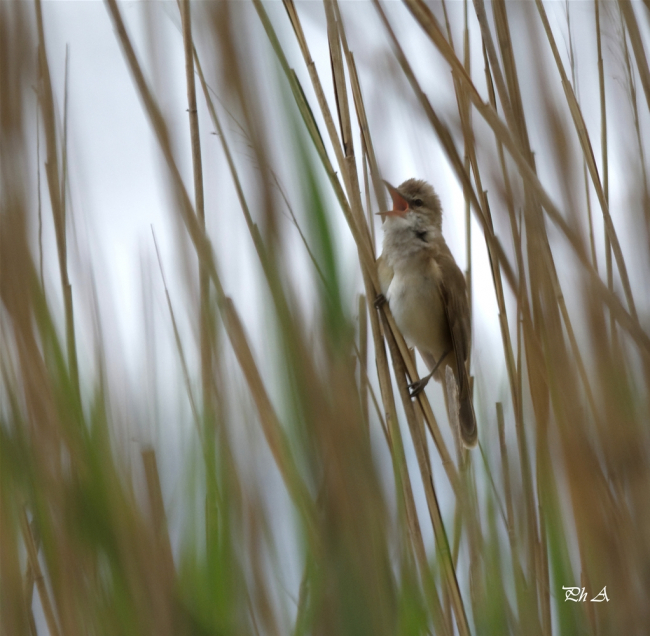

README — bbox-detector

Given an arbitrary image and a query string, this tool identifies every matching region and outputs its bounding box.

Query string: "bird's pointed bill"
[377,180,409,217]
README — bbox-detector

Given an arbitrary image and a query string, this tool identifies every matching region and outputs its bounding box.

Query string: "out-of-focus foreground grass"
[2,1,650,634]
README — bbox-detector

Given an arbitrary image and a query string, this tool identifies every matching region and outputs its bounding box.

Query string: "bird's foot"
[374,293,387,310]
[409,375,432,398]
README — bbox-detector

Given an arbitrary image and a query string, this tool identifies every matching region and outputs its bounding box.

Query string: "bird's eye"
[412,198,424,207]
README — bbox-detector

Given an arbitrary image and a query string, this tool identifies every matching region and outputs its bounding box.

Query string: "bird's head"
[377,179,442,234]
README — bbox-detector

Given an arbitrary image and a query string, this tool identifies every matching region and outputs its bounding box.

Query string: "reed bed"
[1,1,649,634]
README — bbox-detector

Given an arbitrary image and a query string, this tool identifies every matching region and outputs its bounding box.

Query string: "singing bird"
[376,179,477,448]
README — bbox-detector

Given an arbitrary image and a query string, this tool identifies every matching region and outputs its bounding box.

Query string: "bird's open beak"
[376,180,409,217]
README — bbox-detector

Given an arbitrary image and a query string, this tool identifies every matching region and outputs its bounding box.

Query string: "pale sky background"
[26,1,650,631]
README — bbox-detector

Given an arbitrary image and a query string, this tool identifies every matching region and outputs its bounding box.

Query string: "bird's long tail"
[444,364,477,449]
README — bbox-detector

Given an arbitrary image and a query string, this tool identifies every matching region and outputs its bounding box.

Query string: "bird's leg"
[374,293,387,310]
[409,349,451,397]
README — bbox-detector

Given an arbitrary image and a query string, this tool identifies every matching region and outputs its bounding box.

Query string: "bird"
[375,178,477,448]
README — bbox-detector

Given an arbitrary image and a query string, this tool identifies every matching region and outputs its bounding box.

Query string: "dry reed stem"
[36,99,44,290]
[496,403,528,623]
[358,294,369,431]
[361,142,377,250]
[331,0,386,215]
[463,0,472,327]
[471,0,516,131]
[619,0,650,111]
[324,1,374,258]
[618,3,650,245]
[152,227,200,426]
[141,449,175,575]
[381,312,470,636]
[23,548,38,636]
[179,0,213,424]
[19,516,39,636]
[20,508,61,636]
[34,0,80,401]
[594,0,607,270]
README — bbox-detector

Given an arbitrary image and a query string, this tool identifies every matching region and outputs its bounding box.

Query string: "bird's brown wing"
[437,250,477,447]
[377,254,394,296]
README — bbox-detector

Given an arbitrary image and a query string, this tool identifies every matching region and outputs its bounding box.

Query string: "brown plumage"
[377,179,477,448]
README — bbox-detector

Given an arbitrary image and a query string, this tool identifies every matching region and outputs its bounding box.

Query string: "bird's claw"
[374,293,387,310]
[409,377,430,398]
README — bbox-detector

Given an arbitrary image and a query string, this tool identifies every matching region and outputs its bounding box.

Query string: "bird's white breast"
[386,266,449,361]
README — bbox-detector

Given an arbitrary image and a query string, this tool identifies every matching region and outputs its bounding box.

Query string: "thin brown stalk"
[594,0,606,271]
[324,1,374,256]
[619,0,650,112]
[362,144,376,250]
[22,520,39,636]
[496,404,518,562]
[477,442,508,530]
[491,0,535,154]
[491,16,551,557]
[567,1,598,269]
[35,0,80,398]
[537,503,551,636]
[596,0,615,337]
[353,338,389,444]
[193,52,270,276]
[583,162,598,269]
[20,509,61,636]
[36,92,44,291]
[141,449,175,575]
[619,4,650,242]
[179,0,212,423]
[358,295,369,431]
[471,0,516,133]
[540,12,602,421]
[381,311,470,636]
[463,0,472,327]
[494,3,548,594]
[331,1,386,214]
[151,227,200,426]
